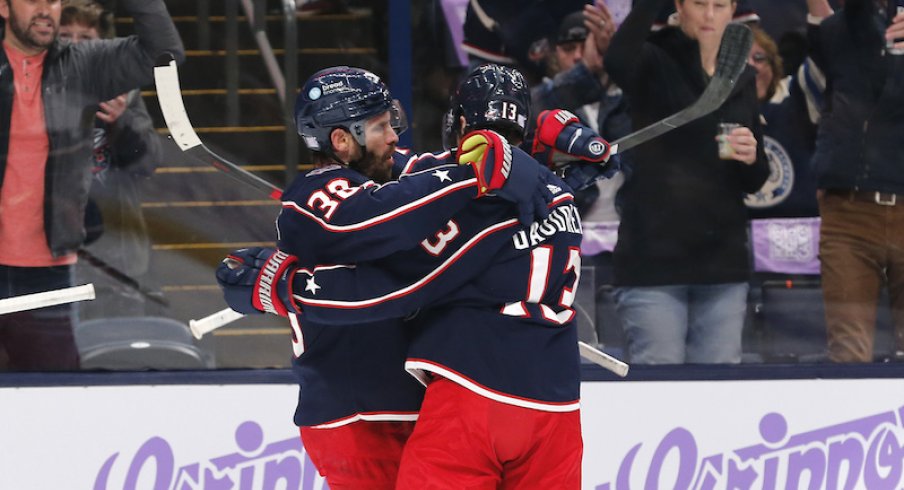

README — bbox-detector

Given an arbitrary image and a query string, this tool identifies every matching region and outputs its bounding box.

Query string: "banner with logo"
[750,217,821,275]
[3,378,904,489]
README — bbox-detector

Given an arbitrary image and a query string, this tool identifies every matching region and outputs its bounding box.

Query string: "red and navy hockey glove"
[457,129,513,196]
[531,109,612,167]
[531,109,620,191]
[216,247,299,317]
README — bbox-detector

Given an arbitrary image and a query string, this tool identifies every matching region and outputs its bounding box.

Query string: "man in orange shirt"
[0,0,182,370]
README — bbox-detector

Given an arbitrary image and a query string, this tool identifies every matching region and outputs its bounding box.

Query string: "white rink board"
[0,385,328,490]
[2,379,904,489]
[580,378,904,490]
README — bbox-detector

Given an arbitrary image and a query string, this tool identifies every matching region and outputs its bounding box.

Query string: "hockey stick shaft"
[154,55,283,201]
[578,341,629,377]
[77,249,168,306]
[189,307,245,339]
[610,23,753,155]
[0,284,96,315]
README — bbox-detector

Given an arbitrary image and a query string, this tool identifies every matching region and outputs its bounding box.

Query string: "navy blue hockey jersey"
[277,151,482,427]
[289,151,584,412]
[278,159,480,265]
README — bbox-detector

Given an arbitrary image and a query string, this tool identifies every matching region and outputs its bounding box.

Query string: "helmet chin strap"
[325,142,369,173]
[324,127,365,167]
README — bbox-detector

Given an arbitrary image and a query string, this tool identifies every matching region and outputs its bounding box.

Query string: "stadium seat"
[75,316,214,370]
[753,278,896,363]
[754,278,826,362]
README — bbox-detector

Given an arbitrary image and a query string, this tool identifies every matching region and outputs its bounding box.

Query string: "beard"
[350,145,395,184]
[8,11,57,52]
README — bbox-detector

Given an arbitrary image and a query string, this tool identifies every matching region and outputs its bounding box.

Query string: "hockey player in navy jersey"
[218,64,616,489]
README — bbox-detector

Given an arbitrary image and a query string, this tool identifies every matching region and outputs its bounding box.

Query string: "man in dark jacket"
[809,0,904,362]
[0,0,183,370]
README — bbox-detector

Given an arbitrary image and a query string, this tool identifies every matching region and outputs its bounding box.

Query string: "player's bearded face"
[351,112,398,183]
[3,0,60,52]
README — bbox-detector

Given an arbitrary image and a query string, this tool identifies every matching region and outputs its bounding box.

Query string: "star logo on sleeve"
[305,276,321,295]
[432,169,452,182]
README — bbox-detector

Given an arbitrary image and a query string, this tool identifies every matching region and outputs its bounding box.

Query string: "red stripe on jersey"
[402,150,453,175]
[405,358,580,412]
[308,410,420,429]
[294,218,519,308]
[549,193,575,207]
[280,178,477,233]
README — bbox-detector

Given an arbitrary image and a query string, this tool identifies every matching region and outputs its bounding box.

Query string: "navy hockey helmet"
[295,66,407,153]
[445,64,531,148]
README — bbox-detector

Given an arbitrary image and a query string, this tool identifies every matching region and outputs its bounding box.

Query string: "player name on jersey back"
[512,203,582,249]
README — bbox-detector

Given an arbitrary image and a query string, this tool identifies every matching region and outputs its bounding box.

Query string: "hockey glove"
[457,129,513,196]
[532,109,613,167]
[492,148,553,225]
[215,247,298,317]
[556,155,622,192]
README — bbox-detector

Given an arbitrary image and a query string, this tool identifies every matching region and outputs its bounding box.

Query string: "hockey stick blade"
[610,23,754,155]
[154,54,283,201]
[578,341,629,377]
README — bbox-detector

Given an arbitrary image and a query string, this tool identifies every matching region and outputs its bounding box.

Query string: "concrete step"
[98,0,385,369]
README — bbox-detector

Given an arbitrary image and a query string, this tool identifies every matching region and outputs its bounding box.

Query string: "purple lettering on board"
[594,405,904,490]
[124,437,174,490]
[93,420,326,490]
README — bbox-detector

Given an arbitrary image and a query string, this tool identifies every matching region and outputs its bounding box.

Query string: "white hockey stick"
[0,284,95,315]
[154,55,283,200]
[189,307,245,339]
[578,341,629,377]
[609,23,753,155]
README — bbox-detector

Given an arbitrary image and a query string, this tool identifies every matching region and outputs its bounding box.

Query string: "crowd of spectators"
[462,0,903,365]
[3,0,903,370]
